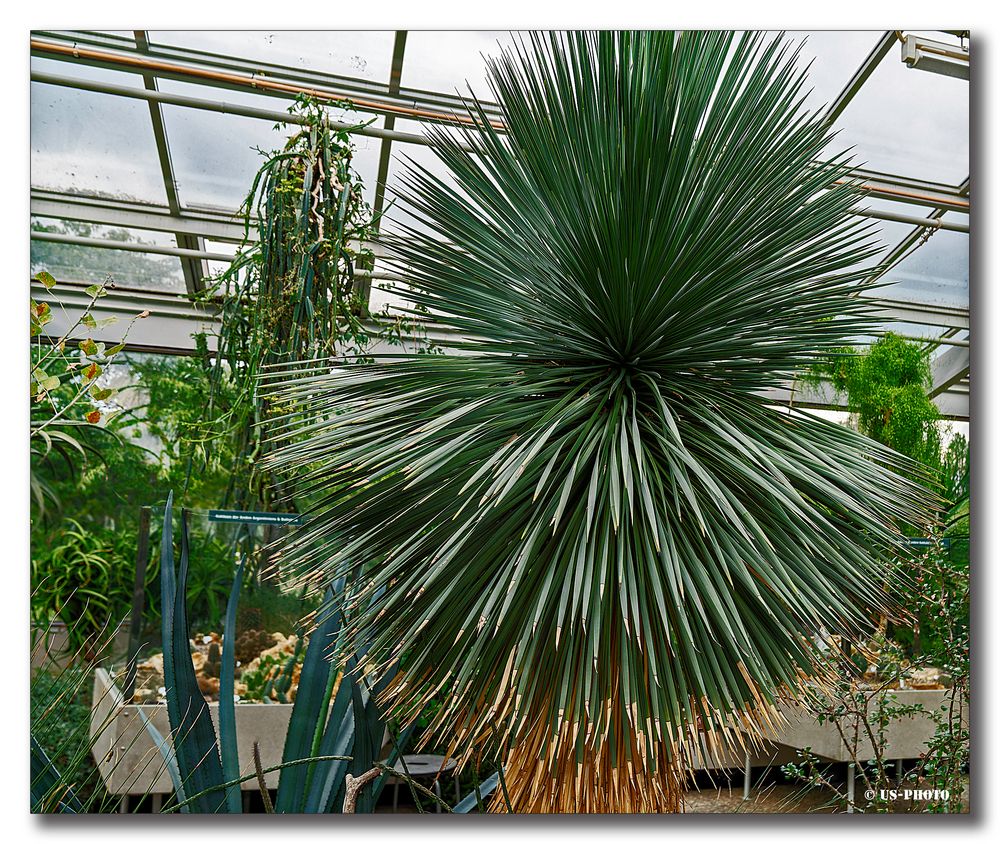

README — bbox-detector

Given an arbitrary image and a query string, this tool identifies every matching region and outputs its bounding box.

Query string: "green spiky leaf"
[262,30,937,794]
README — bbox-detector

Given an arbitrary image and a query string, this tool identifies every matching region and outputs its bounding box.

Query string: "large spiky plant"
[263,31,936,812]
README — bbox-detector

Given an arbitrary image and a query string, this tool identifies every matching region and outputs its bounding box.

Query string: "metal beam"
[876,176,970,277]
[32,230,235,262]
[31,69,435,148]
[30,278,220,355]
[32,66,971,214]
[929,345,970,397]
[932,386,969,420]
[133,29,207,294]
[846,172,969,214]
[32,225,972,339]
[762,379,969,421]
[855,206,967,233]
[29,278,448,358]
[31,189,389,257]
[31,188,251,242]
[30,279,971,421]
[31,34,503,131]
[862,296,969,330]
[824,31,896,125]
[33,29,506,125]
[32,189,969,336]
[366,31,408,302]
[31,231,396,283]
[852,167,970,206]
[372,31,408,225]
[901,33,970,81]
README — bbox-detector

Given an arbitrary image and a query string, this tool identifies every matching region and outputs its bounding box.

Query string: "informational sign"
[905,537,952,549]
[208,509,302,526]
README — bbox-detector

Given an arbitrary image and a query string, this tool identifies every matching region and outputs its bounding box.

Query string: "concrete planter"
[31,621,72,671]
[90,666,963,801]
[90,667,293,796]
[770,688,963,763]
[691,688,963,773]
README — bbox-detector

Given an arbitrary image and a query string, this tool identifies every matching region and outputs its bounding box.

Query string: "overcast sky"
[31,30,968,320]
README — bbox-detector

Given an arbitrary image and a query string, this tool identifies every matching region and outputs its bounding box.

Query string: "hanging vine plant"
[207,96,384,511]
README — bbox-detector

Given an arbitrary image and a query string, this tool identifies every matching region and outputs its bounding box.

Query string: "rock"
[907,666,950,689]
[138,653,164,674]
[198,675,221,696]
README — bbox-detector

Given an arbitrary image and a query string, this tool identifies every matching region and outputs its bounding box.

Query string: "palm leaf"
[262,31,937,812]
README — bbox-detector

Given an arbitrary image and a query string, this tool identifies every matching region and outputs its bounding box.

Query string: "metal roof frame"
[29,28,970,419]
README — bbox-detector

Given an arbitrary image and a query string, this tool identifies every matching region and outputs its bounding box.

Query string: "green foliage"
[236,585,319,635]
[239,650,299,703]
[31,515,239,654]
[127,341,238,506]
[941,433,970,512]
[30,651,121,813]
[177,532,241,630]
[30,667,99,806]
[813,333,945,474]
[31,519,155,657]
[148,496,499,813]
[29,500,501,814]
[30,273,149,516]
[796,338,969,811]
[30,332,248,645]
[261,31,936,807]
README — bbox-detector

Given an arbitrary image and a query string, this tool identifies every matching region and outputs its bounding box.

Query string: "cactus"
[203,642,222,680]
[234,629,274,665]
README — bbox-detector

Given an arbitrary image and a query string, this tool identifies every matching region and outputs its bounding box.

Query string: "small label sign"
[208,509,302,526]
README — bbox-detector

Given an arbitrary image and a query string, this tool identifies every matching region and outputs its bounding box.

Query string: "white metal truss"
[28,29,971,419]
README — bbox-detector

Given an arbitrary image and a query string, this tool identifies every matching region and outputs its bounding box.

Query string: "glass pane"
[400,31,881,109]
[31,218,186,293]
[782,30,885,114]
[379,118,468,239]
[853,213,918,273]
[148,31,395,82]
[832,43,969,183]
[203,238,239,279]
[401,31,521,97]
[159,88,383,210]
[870,321,960,343]
[369,256,411,316]
[880,228,968,307]
[30,55,145,88]
[30,82,168,203]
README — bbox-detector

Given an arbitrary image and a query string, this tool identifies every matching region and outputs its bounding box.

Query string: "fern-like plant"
[262,31,936,812]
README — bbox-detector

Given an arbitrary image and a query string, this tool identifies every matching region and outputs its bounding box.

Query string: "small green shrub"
[31,518,238,656]
[31,519,154,657]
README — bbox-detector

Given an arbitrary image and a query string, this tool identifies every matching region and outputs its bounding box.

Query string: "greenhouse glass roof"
[28,30,970,419]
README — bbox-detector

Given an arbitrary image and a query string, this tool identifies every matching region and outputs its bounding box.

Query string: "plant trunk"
[491,720,685,813]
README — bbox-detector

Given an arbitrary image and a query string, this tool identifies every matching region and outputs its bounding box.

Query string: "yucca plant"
[262,31,937,812]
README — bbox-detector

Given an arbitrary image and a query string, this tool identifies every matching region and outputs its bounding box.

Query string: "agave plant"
[150,494,498,813]
[262,31,936,812]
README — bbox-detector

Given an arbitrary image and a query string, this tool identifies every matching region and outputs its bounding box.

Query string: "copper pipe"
[835,178,969,211]
[32,38,971,212]
[31,39,505,130]
[917,44,970,62]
